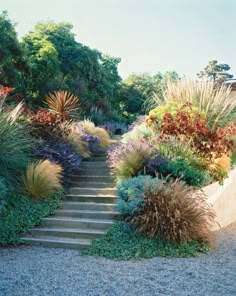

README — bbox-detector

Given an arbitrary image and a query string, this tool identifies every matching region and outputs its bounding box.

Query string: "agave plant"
[44,90,80,121]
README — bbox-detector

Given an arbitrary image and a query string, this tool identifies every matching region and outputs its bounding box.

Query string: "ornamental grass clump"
[0,112,32,183]
[22,160,63,198]
[151,78,235,126]
[129,178,217,245]
[107,141,152,182]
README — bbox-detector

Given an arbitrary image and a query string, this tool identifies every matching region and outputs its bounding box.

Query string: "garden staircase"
[21,148,118,249]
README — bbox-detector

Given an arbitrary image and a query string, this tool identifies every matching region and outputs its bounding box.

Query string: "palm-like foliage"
[22,160,63,198]
[45,90,80,121]
[151,78,235,126]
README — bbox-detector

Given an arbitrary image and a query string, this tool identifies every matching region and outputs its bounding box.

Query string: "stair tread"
[29,227,106,234]
[56,209,118,214]
[66,194,117,197]
[22,236,91,244]
[42,217,114,223]
[62,201,115,206]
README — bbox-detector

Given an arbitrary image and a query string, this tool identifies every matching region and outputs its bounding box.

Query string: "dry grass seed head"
[130,178,216,245]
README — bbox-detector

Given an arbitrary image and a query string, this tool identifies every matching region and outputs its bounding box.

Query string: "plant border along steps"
[21,148,118,249]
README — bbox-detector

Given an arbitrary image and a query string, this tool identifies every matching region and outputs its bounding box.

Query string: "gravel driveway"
[0,222,236,296]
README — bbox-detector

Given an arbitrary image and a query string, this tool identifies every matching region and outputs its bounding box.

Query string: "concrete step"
[55,209,119,219]
[62,201,115,211]
[26,227,106,240]
[68,182,114,188]
[66,194,117,203]
[79,162,108,169]
[85,156,107,162]
[69,187,116,196]
[69,175,113,182]
[21,236,91,250]
[75,168,110,176]
[41,217,114,230]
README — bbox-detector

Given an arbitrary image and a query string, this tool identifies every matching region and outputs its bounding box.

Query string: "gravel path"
[0,223,236,296]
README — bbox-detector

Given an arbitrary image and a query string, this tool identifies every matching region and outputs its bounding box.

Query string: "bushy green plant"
[0,177,8,210]
[154,135,209,171]
[0,191,64,245]
[158,159,213,187]
[148,101,204,125]
[130,178,216,244]
[81,222,210,260]
[116,175,152,215]
[121,123,153,143]
[0,112,33,183]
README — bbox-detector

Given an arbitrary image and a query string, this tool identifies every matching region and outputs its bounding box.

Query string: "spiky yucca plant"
[151,78,235,126]
[22,160,63,198]
[129,178,216,245]
[45,91,79,121]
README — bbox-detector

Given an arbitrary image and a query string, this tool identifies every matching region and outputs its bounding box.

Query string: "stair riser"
[27,229,105,240]
[22,239,90,250]
[62,203,115,211]
[69,176,113,182]
[79,162,108,169]
[66,195,116,203]
[55,211,118,220]
[68,182,114,188]
[69,188,116,195]
[85,157,107,162]
[75,169,110,176]
[42,219,113,230]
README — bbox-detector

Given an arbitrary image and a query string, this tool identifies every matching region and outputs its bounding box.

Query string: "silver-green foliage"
[116,175,153,215]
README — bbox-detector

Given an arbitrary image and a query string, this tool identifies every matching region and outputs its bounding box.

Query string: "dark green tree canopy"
[0,11,28,88]
[198,60,233,86]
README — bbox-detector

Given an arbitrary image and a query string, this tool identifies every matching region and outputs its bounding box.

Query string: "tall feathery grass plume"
[149,78,235,126]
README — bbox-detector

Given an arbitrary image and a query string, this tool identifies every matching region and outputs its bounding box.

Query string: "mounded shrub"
[129,178,217,245]
[116,175,152,215]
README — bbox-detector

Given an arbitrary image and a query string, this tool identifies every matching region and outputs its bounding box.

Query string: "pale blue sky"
[1,0,235,79]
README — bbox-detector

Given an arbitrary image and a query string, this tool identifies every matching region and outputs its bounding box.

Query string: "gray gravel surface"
[0,222,236,296]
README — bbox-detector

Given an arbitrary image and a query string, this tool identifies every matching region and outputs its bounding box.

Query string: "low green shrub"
[158,159,213,187]
[0,177,9,210]
[116,175,152,215]
[81,222,210,260]
[0,190,64,245]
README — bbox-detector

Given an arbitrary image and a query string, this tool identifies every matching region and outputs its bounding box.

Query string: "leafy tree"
[0,11,28,89]
[198,60,233,86]
[119,71,179,114]
[22,22,122,115]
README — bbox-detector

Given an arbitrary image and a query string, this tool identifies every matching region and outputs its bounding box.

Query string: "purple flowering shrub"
[33,141,81,176]
[73,122,100,151]
[144,155,168,176]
